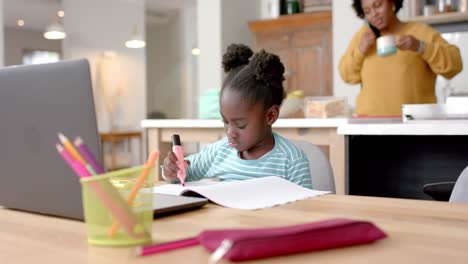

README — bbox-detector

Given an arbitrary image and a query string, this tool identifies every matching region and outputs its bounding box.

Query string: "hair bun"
[250,50,285,86]
[222,44,253,73]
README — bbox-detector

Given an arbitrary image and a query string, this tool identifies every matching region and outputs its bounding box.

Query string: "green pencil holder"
[80,166,154,247]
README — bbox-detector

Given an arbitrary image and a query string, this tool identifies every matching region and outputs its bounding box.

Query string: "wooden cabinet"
[248,12,332,96]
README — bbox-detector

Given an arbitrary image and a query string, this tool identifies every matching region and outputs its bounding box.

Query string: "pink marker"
[172,134,186,186]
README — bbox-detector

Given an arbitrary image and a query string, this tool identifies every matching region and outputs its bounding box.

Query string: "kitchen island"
[338,120,468,199]
[142,118,347,194]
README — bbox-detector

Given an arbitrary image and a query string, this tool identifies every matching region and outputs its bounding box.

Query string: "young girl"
[162,44,312,189]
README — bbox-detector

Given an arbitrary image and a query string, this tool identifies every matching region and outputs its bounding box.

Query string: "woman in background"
[339,0,462,117]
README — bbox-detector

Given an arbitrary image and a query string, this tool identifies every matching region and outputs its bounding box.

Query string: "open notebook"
[152,176,329,210]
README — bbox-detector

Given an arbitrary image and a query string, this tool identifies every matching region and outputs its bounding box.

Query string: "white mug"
[377,35,397,57]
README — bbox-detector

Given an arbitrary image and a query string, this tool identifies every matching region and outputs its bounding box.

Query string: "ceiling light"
[191,47,201,56]
[17,20,25,27]
[58,10,65,18]
[44,14,66,40]
[44,23,66,40]
[125,25,146,49]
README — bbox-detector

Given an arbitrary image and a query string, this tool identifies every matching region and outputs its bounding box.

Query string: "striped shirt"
[185,133,312,189]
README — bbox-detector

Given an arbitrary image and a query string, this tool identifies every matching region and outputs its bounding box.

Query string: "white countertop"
[338,120,468,135]
[141,118,468,135]
[141,118,347,128]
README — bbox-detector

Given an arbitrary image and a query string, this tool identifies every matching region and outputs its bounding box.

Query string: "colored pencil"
[108,150,160,237]
[136,237,199,256]
[58,133,87,166]
[56,143,146,239]
[74,136,105,174]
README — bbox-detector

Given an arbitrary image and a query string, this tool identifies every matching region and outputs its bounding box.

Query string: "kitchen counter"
[142,118,347,128]
[338,120,468,135]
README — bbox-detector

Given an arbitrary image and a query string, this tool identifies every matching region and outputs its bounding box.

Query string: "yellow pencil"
[58,133,87,166]
[108,150,160,237]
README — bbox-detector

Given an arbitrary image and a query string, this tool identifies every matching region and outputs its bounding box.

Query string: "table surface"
[2,194,468,264]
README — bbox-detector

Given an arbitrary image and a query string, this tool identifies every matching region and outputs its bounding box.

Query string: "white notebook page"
[152,176,329,210]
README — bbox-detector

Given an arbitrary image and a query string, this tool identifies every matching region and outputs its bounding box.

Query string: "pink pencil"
[56,144,147,238]
[136,237,199,256]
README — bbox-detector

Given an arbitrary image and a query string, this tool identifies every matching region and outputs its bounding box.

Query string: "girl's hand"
[359,28,377,54]
[396,35,420,52]
[162,151,190,181]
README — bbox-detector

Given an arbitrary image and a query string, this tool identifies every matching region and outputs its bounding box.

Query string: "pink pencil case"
[198,218,387,262]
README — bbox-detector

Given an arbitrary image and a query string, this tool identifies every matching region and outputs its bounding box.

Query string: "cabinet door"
[292,26,332,96]
[252,31,293,92]
[249,12,332,97]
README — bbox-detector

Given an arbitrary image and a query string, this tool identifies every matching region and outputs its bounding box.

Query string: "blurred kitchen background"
[1,0,467,172]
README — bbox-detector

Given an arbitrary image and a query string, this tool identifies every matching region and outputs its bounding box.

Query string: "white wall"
[0,0,4,67]
[62,0,146,132]
[146,6,198,119]
[196,0,263,112]
[146,19,182,119]
[180,6,199,118]
[221,0,261,51]
[197,0,223,95]
[3,27,62,66]
[332,2,361,110]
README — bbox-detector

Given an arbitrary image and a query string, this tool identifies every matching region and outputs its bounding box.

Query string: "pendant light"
[44,13,66,40]
[125,25,146,49]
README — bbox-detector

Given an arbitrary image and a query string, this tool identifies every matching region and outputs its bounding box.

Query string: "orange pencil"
[58,133,87,166]
[108,150,160,237]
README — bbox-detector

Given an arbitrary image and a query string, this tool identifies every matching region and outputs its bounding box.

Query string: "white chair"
[291,140,336,193]
[423,164,468,203]
[449,165,468,203]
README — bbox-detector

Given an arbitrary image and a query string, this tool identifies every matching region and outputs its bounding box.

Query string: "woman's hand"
[359,29,377,54]
[162,151,190,181]
[396,35,420,52]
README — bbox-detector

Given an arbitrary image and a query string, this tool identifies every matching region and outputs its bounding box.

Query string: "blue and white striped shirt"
[185,133,312,189]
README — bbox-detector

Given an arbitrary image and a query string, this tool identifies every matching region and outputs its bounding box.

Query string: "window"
[22,50,61,65]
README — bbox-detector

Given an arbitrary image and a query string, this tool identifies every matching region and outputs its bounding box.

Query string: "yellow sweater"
[339,22,463,116]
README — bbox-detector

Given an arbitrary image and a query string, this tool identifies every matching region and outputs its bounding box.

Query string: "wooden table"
[99,131,142,170]
[2,195,468,263]
[141,118,347,194]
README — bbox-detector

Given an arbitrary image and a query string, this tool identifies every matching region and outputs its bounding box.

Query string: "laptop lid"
[0,59,100,220]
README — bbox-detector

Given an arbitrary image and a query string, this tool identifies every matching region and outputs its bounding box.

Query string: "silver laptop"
[0,59,100,220]
[0,59,208,220]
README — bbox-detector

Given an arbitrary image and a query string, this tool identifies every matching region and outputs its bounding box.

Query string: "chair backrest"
[449,165,468,203]
[291,140,336,193]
